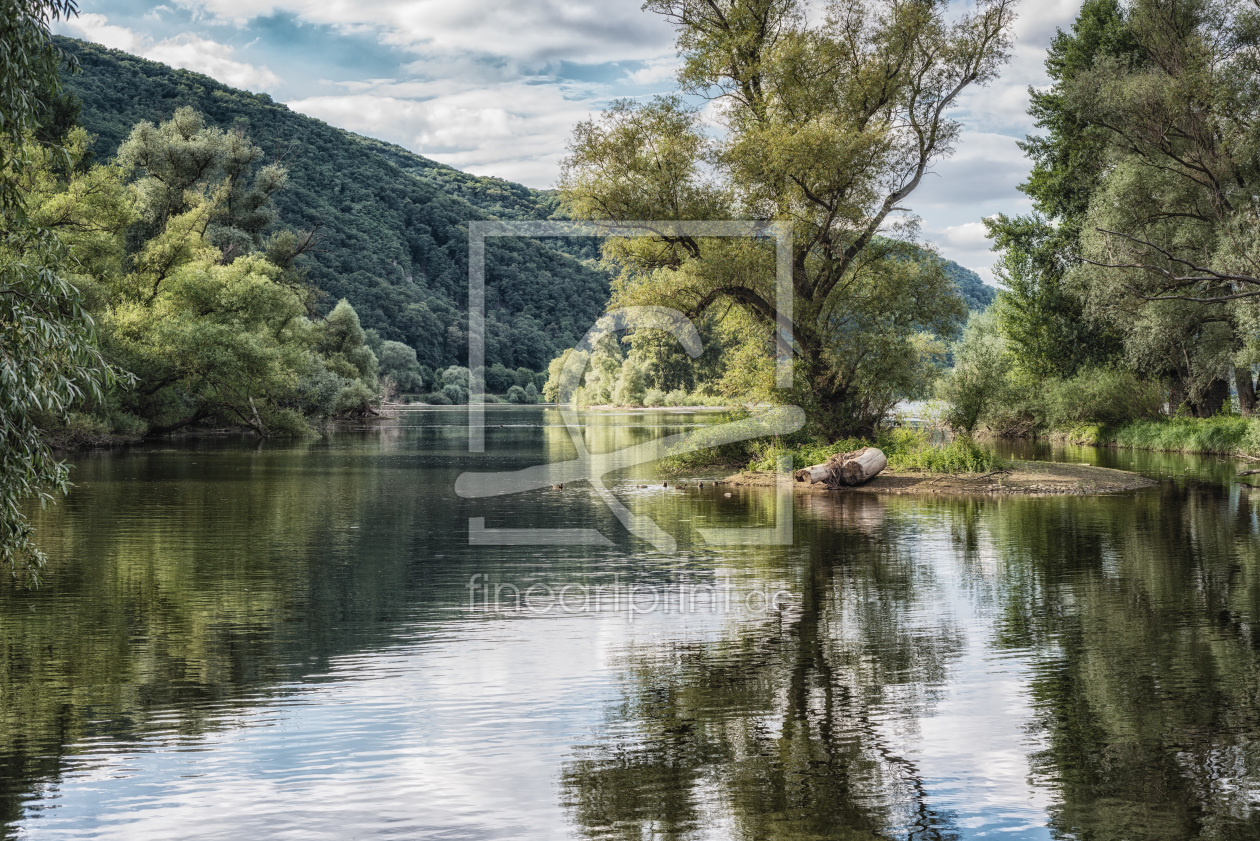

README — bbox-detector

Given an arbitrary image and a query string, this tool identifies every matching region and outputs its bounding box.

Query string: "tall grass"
[1101,415,1259,455]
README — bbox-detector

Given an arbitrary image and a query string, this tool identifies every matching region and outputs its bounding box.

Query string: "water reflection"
[561,479,1260,840]
[2,409,1260,839]
[561,492,966,840]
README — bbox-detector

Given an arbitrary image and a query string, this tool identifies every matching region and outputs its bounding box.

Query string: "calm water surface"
[4,407,1260,839]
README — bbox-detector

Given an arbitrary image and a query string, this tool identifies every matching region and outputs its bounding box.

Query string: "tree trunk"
[1195,376,1229,418]
[794,447,887,488]
[1236,366,1256,416]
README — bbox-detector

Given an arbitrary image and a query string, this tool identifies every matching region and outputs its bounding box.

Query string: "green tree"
[992,0,1260,416]
[377,340,424,394]
[560,0,1016,436]
[0,0,119,580]
[25,113,382,435]
[937,310,1010,434]
[984,0,1136,380]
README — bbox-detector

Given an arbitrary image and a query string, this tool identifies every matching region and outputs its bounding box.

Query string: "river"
[3,406,1258,839]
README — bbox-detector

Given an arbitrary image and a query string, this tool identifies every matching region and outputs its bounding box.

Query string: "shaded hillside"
[941,261,996,312]
[57,37,609,371]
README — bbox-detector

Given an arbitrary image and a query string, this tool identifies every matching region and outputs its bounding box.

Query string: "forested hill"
[57,36,993,372]
[56,36,609,371]
[942,262,995,312]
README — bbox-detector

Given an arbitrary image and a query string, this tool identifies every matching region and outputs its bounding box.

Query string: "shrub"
[748,426,1002,474]
[611,360,647,407]
[657,408,758,473]
[1039,368,1163,428]
[507,385,527,403]
[333,380,378,416]
[886,434,1002,474]
[524,382,539,403]
[425,391,452,406]
[664,389,689,407]
[644,388,666,407]
[442,383,468,405]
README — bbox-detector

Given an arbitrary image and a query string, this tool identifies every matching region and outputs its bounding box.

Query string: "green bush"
[886,434,1003,473]
[507,385,527,403]
[425,391,452,406]
[1039,368,1163,428]
[657,409,759,473]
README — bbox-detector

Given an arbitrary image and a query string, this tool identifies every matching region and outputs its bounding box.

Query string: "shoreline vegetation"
[724,461,1156,497]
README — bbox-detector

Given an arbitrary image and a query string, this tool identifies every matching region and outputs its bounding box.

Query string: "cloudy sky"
[57,0,1086,285]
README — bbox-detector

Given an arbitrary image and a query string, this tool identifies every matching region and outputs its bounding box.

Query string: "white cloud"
[935,221,994,252]
[176,0,677,66]
[60,12,143,53]
[58,14,281,93]
[624,57,680,87]
[146,35,282,91]
[288,83,602,186]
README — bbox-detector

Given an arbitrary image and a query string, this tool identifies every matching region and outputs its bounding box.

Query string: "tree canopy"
[560,0,1017,435]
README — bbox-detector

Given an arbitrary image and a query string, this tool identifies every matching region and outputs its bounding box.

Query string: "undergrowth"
[748,426,1004,475]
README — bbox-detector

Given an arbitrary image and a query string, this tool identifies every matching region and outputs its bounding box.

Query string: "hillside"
[57,36,993,374]
[57,37,609,372]
[941,261,995,312]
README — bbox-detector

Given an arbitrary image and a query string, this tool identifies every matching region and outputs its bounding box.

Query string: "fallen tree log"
[794,447,888,488]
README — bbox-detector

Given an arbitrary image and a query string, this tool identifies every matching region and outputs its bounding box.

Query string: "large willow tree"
[560,0,1017,435]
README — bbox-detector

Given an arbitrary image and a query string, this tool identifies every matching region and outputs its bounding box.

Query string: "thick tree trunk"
[794,447,887,488]
[1236,366,1256,416]
[1195,376,1230,418]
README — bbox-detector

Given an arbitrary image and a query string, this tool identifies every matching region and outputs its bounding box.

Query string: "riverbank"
[725,460,1156,496]
[1039,415,1260,457]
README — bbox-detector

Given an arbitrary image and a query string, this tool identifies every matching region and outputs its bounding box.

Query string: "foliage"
[24,115,381,436]
[57,37,612,374]
[559,0,1016,436]
[1102,415,1258,456]
[1039,368,1164,429]
[656,408,761,473]
[0,0,120,581]
[936,310,1011,434]
[884,432,1004,474]
[941,260,996,313]
[750,426,1003,474]
[378,340,425,394]
[990,0,1260,416]
[985,213,1122,378]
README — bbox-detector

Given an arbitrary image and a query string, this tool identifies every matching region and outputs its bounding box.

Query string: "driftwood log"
[794,447,888,488]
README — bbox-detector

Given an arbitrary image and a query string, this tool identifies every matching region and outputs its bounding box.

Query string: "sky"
[56,0,1087,285]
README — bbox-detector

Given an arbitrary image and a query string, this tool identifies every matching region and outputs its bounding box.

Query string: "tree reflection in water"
[562,492,965,840]
[563,481,1260,840]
